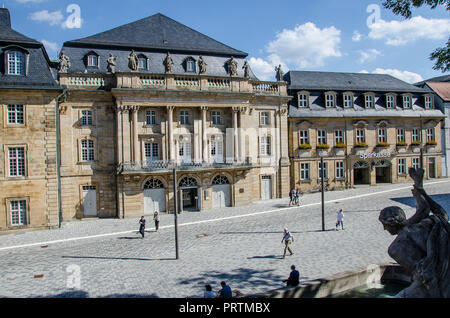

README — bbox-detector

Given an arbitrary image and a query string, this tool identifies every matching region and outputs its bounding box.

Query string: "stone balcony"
[59,73,288,96]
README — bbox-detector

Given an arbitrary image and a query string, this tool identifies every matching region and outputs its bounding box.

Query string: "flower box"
[298,144,312,150]
[316,143,330,150]
[355,142,367,148]
[376,142,390,148]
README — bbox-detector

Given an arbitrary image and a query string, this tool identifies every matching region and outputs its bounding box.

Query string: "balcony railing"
[251,81,281,95]
[140,75,165,88]
[68,76,105,87]
[119,158,253,173]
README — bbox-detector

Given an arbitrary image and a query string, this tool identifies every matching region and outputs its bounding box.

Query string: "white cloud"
[358,49,382,64]
[248,57,289,81]
[368,16,450,46]
[352,30,362,42]
[41,39,58,52]
[360,68,424,83]
[29,10,63,26]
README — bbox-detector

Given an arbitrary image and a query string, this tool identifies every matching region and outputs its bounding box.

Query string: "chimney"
[0,8,11,28]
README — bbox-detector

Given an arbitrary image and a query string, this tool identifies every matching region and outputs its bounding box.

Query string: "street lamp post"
[173,167,179,260]
[319,153,326,231]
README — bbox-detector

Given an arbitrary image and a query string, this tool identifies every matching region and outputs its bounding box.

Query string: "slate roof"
[426,82,450,102]
[416,74,450,85]
[284,71,427,93]
[65,13,247,57]
[0,8,59,89]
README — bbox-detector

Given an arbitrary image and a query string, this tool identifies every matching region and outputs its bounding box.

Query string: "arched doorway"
[179,177,199,211]
[375,160,391,183]
[354,161,370,185]
[212,175,231,208]
[143,178,166,214]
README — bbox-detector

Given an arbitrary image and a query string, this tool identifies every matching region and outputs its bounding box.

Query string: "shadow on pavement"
[61,255,176,262]
[16,290,160,298]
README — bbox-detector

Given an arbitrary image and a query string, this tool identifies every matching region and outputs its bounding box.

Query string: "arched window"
[212,175,230,185]
[144,178,164,189]
[179,177,197,188]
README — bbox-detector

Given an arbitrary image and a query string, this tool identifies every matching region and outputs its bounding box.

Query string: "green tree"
[382,0,450,72]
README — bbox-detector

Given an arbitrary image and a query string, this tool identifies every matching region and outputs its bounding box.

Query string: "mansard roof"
[0,8,59,89]
[285,71,427,93]
[64,13,247,57]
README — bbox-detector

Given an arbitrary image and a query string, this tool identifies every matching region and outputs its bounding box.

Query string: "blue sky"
[5,0,450,83]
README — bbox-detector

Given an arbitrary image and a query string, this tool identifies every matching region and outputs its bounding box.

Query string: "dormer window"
[184,57,196,73]
[364,93,375,108]
[138,55,149,70]
[7,50,24,75]
[298,91,309,107]
[85,51,99,68]
[402,95,412,109]
[386,94,396,109]
[325,92,336,108]
[424,95,434,109]
[343,93,353,108]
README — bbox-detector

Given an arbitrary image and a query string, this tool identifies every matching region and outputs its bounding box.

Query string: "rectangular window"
[412,158,421,170]
[146,110,156,125]
[317,130,327,145]
[260,136,271,155]
[145,143,159,161]
[7,105,24,124]
[412,128,421,142]
[138,57,147,70]
[81,110,93,126]
[81,139,95,162]
[377,127,387,143]
[325,94,335,107]
[260,112,269,126]
[318,161,328,180]
[299,130,309,145]
[7,51,24,75]
[211,111,221,125]
[398,158,406,175]
[298,94,308,107]
[211,140,223,158]
[180,111,190,125]
[10,200,26,226]
[335,130,344,144]
[88,55,98,67]
[397,129,405,143]
[425,96,433,109]
[179,142,192,161]
[186,60,195,72]
[403,96,411,108]
[427,128,435,142]
[365,95,375,108]
[356,128,366,144]
[336,161,345,179]
[300,163,310,181]
[9,147,25,177]
[386,95,395,109]
[343,94,353,108]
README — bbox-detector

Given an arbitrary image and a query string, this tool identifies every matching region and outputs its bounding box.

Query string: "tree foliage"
[382,0,450,72]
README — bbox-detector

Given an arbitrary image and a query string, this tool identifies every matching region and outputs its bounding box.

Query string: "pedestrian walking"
[153,211,160,232]
[289,188,295,206]
[295,189,301,206]
[281,228,294,258]
[204,284,215,298]
[217,281,233,298]
[138,216,146,238]
[282,265,300,287]
[336,209,344,231]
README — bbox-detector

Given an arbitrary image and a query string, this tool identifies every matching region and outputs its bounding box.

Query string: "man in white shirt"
[281,228,294,259]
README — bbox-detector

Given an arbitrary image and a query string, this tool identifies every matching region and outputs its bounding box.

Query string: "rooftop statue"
[164,52,174,73]
[242,60,250,78]
[379,168,450,298]
[198,56,207,74]
[275,64,283,82]
[58,50,71,73]
[128,50,138,71]
[227,56,238,76]
[107,53,116,73]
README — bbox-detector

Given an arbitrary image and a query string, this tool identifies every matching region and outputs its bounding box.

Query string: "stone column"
[116,105,126,165]
[232,107,239,162]
[167,106,175,161]
[201,106,208,163]
[131,105,139,162]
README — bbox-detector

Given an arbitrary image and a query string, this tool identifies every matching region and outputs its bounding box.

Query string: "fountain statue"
[379,168,450,298]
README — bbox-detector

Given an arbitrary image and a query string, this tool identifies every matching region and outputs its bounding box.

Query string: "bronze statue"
[198,56,207,74]
[164,52,174,73]
[58,50,71,73]
[227,56,238,76]
[379,168,450,298]
[107,53,116,73]
[128,50,138,71]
